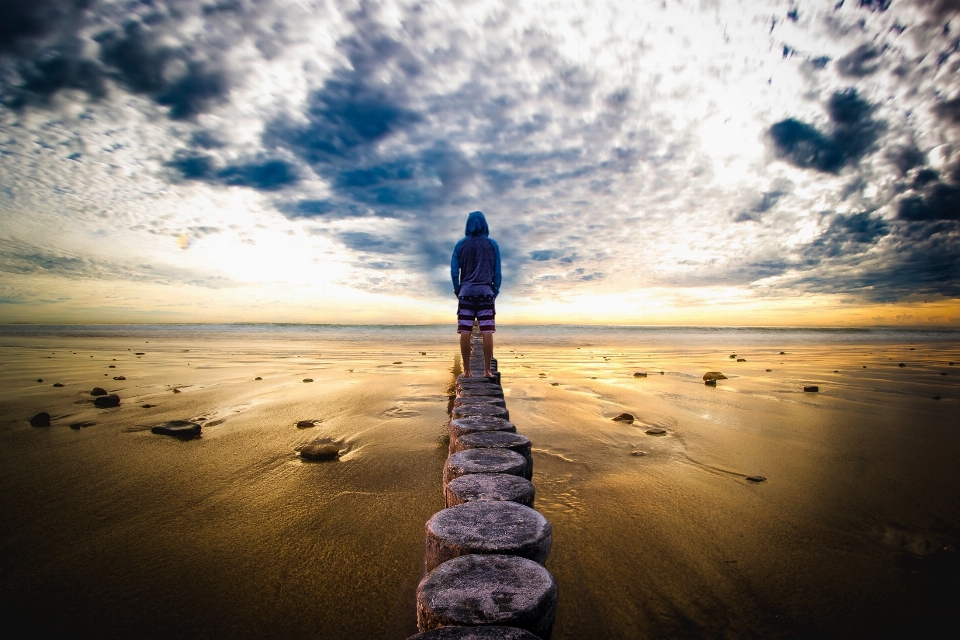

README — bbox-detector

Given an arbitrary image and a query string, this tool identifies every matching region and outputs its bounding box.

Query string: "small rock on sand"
[173,388,181,393]
[746,475,766,483]
[780,351,786,355]
[135,352,145,355]
[631,451,646,456]
[300,444,340,461]
[729,354,736,359]
[53,383,64,387]
[36,378,43,383]
[254,376,262,380]
[113,376,126,380]
[69,422,95,430]
[737,358,746,362]
[151,421,201,438]
[302,378,314,383]
[932,395,941,400]
[898,363,906,367]
[141,404,156,408]
[646,427,666,435]
[612,413,634,422]
[108,365,115,368]
[633,372,647,377]
[705,379,717,386]
[91,387,107,396]
[766,369,773,372]
[550,382,559,386]
[296,420,315,428]
[420,351,426,355]
[30,412,51,427]
[703,372,727,381]
[94,394,121,408]
[803,386,819,393]
[393,361,402,365]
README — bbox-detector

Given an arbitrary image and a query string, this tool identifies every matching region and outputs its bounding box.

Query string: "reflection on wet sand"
[0,327,958,638]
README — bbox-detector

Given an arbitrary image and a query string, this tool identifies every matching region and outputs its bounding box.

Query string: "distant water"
[2,323,958,346]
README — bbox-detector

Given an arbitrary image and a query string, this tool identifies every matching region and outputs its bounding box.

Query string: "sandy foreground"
[1,327,959,639]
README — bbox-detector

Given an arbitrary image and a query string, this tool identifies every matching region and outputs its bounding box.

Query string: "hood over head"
[464,210,489,237]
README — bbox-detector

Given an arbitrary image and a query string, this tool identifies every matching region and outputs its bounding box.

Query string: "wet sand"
[1,326,958,639]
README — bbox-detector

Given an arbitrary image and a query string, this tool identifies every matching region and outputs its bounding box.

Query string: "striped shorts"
[457,294,496,334]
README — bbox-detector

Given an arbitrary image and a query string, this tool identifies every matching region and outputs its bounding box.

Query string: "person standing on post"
[451,210,501,378]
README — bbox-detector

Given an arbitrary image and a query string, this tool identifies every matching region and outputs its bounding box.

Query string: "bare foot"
[484,371,493,378]
[462,371,472,378]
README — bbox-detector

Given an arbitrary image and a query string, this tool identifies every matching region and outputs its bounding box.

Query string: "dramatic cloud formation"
[1,0,958,324]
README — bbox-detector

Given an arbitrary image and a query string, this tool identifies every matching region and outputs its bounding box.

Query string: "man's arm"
[491,239,502,297]
[451,238,464,294]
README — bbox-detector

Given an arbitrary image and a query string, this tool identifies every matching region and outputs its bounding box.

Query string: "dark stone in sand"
[303,378,314,382]
[52,383,64,387]
[416,554,557,637]
[737,358,746,362]
[766,369,773,372]
[173,388,181,393]
[393,361,403,365]
[780,351,786,355]
[550,382,559,386]
[941,372,948,376]
[454,395,506,409]
[803,386,819,393]
[950,362,955,366]
[255,376,262,380]
[109,365,115,368]
[631,451,646,456]
[729,354,737,359]
[408,625,541,639]
[151,420,201,438]
[612,412,634,422]
[451,403,509,420]
[449,417,516,443]
[834,370,839,373]
[424,501,552,573]
[703,372,727,381]
[141,404,156,408]
[300,444,340,461]
[91,387,107,396]
[898,363,906,368]
[453,432,533,480]
[296,420,315,428]
[705,379,717,386]
[646,427,666,435]
[69,421,95,430]
[113,376,126,380]
[94,394,121,408]
[420,352,426,355]
[136,352,145,355]
[445,473,535,508]
[633,372,647,377]
[36,378,43,383]
[30,412,51,427]
[932,395,941,400]
[746,475,766,483]
[443,449,527,486]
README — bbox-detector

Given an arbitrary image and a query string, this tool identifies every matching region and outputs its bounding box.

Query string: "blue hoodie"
[451,211,502,297]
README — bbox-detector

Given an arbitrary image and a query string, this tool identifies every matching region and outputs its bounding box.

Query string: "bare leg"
[482,332,494,378]
[460,332,472,377]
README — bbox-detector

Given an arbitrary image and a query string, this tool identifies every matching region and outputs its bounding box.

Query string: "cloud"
[836,44,884,77]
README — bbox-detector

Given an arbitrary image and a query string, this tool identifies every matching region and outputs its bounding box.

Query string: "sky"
[1,0,959,326]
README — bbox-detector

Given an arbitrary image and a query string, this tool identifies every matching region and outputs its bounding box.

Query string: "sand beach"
[1,324,959,639]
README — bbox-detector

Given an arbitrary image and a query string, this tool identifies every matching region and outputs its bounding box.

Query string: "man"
[451,210,501,378]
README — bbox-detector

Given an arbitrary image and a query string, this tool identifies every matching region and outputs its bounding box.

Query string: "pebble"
[69,422,95,430]
[303,378,314,383]
[109,365,115,368]
[36,378,43,383]
[151,421,202,438]
[780,351,786,355]
[173,388,181,393]
[633,372,647,377]
[705,379,717,386]
[30,412,51,427]
[645,428,666,436]
[90,387,107,396]
[766,369,773,372]
[737,358,746,362]
[631,451,646,456]
[141,404,156,408]
[420,352,426,355]
[898,363,906,368]
[254,376,262,380]
[300,444,340,461]
[729,354,736,359]
[746,475,766,483]
[94,394,121,408]
[803,386,819,392]
[296,420,315,428]
[703,371,727,381]
[932,395,941,401]
[393,361,403,365]
[550,382,559,386]
[52,383,64,387]
[612,412,634,422]
[113,376,126,380]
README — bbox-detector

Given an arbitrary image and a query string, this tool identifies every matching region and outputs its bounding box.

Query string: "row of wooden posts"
[407,330,558,640]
